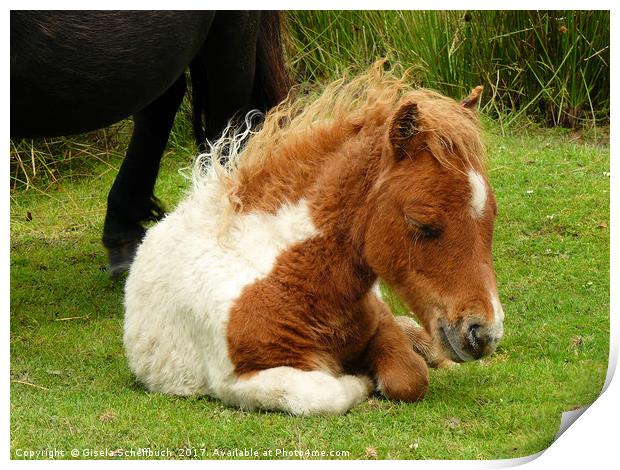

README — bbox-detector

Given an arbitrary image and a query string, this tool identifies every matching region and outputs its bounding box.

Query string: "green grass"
[9,120,609,460]
[285,11,610,127]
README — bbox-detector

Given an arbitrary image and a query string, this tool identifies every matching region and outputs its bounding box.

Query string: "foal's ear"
[462,85,484,109]
[388,101,421,159]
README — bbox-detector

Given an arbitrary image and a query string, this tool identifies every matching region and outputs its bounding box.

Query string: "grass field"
[9,118,610,459]
[285,11,610,127]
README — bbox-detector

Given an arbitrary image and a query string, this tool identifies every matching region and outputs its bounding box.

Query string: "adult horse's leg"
[190,11,291,147]
[103,74,187,278]
[190,11,260,147]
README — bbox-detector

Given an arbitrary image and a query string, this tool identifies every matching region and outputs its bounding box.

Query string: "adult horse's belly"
[10,11,215,137]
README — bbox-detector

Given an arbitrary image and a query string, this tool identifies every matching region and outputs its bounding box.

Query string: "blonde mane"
[194,61,486,225]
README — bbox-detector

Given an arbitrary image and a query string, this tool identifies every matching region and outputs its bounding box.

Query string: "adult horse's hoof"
[107,241,139,279]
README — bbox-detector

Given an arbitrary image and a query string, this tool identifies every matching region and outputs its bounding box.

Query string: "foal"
[124,65,504,415]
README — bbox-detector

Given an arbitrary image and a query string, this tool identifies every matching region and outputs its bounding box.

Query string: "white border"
[3,2,617,468]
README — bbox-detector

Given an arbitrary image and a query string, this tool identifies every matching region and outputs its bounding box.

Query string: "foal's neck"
[304,129,384,305]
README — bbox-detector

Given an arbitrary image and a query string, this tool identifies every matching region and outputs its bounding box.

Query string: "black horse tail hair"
[251,11,293,111]
[189,11,292,152]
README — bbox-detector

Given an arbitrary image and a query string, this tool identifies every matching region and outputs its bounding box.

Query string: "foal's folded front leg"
[365,310,429,402]
[394,316,458,368]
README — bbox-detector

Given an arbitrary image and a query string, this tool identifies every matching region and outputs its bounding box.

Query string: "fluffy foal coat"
[124,65,497,415]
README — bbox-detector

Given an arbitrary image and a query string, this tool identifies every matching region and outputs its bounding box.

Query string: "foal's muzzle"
[438,316,503,362]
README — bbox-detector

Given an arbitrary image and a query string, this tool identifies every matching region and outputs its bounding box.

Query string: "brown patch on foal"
[227,233,381,377]
[231,120,360,214]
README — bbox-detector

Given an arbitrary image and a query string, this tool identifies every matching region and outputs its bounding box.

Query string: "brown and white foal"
[124,65,504,415]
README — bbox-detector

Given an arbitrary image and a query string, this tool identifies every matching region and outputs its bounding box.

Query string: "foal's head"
[365,87,504,363]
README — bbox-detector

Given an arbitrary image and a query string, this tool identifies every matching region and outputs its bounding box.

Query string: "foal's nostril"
[467,324,481,347]
[465,323,485,358]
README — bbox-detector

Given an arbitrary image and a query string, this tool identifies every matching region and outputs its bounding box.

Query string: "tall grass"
[10,10,610,190]
[285,11,610,127]
[9,124,132,193]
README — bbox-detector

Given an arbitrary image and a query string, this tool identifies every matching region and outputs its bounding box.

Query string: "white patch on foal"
[468,170,487,217]
[371,280,384,301]
[489,292,505,340]
[123,178,372,415]
[230,367,372,416]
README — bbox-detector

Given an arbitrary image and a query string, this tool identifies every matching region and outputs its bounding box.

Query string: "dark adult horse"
[10,11,291,277]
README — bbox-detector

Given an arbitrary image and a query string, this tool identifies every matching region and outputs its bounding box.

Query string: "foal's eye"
[404,215,441,239]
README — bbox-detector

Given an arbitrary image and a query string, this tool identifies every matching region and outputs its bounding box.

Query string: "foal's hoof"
[435,359,459,368]
[107,242,139,279]
[395,315,450,369]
